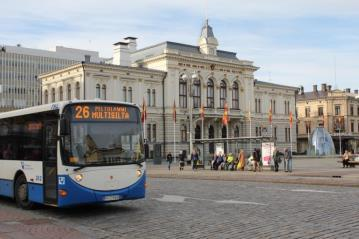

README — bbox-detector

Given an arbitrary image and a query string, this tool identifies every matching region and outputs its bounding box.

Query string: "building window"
[44,90,48,104]
[102,84,106,100]
[96,84,101,99]
[318,106,324,116]
[192,79,201,108]
[179,78,187,108]
[75,82,80,99]
[152,89,156,107]
[181,124,187,142]
[123,87,127,102]
[305,107,310,117]
[255,126,262,137]
[51,88,55,102]
[195,125,201,139]
[234,125,239,137]
[207,79,214,108]
[270,100,276,114]
[232,82,239,109]
[357,107,359,116]
[284,101,290,115]
[67,84,71,100]
[146,124,151,142]
[128,87,132,103]
[351,121,354,133]
[152,124,156,142]
[147,89,151,106]
[274,127,277,140]
[220,80,227,108]
[335,105,340,116]
[350,105,354,116]
[306,122,311,134]
[59,86,63,101]
[255,99,262,113]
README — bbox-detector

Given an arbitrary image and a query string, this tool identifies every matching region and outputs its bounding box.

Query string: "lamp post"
[181,72,198,156]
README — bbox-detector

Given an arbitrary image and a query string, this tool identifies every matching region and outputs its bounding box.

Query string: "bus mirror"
[60,118,70,136]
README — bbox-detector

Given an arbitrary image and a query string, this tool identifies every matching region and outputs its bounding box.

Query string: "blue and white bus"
[0,100,146,209]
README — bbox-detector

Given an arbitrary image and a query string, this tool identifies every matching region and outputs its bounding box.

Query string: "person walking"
[191,149,199,170]
[273,147,280,172]
[253,149,259,172]
[179,151,186,171]
[166,152,173,171]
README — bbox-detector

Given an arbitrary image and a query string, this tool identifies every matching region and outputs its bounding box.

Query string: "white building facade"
[0,44,103,111]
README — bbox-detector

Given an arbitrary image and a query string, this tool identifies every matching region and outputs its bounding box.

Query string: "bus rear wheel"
[15,174,35,210]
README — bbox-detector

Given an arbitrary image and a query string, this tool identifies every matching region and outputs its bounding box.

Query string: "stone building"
[297,84,359,154]
[40,20,298,159]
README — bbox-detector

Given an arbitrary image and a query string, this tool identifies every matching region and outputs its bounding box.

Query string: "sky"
[1,0,358,91]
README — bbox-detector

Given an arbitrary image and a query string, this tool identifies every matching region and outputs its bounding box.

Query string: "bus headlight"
[136,170,142,177]
[75,174,83,182]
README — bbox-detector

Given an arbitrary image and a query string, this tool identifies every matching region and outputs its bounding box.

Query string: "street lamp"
[181,72,198,157]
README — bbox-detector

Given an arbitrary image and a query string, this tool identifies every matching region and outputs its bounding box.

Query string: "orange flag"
[200,104,204,120]
[268,107,272,124]
[289,112,293,128]
[172,100,176,123]
[222,102,229,126]
[141,97,147,123]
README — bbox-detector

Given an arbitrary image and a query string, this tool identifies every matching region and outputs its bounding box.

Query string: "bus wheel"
[15,175,35,210]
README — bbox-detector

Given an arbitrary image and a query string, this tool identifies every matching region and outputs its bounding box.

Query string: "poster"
[261,142,274,166]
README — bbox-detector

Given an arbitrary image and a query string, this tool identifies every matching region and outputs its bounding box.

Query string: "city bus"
[0,100,146,209]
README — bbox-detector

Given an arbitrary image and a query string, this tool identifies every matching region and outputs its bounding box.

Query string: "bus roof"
[0,100,139,119]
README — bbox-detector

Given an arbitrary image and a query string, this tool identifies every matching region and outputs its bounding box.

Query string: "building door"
[43,120,58,205]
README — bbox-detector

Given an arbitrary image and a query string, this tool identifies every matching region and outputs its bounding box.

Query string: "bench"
[337,160,359,168]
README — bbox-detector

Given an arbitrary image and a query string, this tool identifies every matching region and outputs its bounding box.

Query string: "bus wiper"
[73,162,102,171]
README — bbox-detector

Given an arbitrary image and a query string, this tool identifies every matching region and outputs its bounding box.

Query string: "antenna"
[204,0,208,20]
[334,55,338,90]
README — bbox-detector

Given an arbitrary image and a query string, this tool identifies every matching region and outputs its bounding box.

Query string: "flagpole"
[249,101,252,153]
[174,119,176,163]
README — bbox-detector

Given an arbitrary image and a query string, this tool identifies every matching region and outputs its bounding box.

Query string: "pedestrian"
[284,148,292,172]
[237,149,246,171]
[191,149,199,170]
[273,148,280,172]
[179,151,186,171]
[342,150,350,168]
[253,149,259,172]
[166,152,173,170]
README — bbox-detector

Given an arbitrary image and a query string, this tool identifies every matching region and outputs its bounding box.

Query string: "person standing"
[253,149,259,172]
[342,150,350,168]
[273,147,280,172]
[284,148,288,172]
[284,148,292,172]
[238,149,246,171]
[179,151,186,171]
[191,149,199,170]
[166,152,173,171]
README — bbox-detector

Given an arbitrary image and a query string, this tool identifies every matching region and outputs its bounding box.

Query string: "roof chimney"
[354,89,358,94]
[313,85,318,93]
[113,41,131,66]
[300,86,304,95]
[124,37,137,52]
[327,85,332,91]
[84,54,91,63]
[321,83,327,92]
[346,88,351,93]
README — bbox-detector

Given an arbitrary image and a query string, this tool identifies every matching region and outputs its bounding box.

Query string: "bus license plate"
[103,195,122,201]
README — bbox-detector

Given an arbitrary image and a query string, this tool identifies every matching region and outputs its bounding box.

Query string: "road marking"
[290,189,338,194]
[154,195,267,206]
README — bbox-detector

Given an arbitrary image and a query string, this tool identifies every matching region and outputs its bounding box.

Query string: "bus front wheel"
[15,175,35,210]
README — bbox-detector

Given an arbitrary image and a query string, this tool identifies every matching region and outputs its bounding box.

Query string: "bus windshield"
[62,103,144,166]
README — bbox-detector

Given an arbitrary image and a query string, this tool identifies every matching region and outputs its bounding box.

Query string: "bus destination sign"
[73,104,131,121]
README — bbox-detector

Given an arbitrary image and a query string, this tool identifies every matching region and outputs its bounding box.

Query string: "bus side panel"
[28,183,44,204]
[0,179,13,197]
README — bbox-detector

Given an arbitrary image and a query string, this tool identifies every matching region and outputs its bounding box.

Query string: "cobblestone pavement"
[1,177,359,238]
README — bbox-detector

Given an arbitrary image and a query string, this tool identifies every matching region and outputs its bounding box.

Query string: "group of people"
[165,147,293,172]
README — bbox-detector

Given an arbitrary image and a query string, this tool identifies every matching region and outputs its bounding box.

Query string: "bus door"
[43,120,58,205]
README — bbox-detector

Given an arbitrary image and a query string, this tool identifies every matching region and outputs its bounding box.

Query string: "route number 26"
[75,106,90,119]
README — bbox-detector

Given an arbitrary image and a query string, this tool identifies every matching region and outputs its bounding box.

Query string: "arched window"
[207,79,214,108]
[59,86,63,101]
[222,125,227,153]
[195,125,201,140]
[51,88,55,102]
[128,87,132,103]
[179,78,187,108]
[181,124,187,142]
[67,84,71,100]
[75,82,80,99]
[193,79,201,108]
[208,125,214,153]
[232,82,239,109]
[102,84,106,100]
[234,125,240,137]
[152,89,156,106]
[96,84,101,99]
[220,80,227,108]
[123,87,127,102]
[44,90,48,104]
